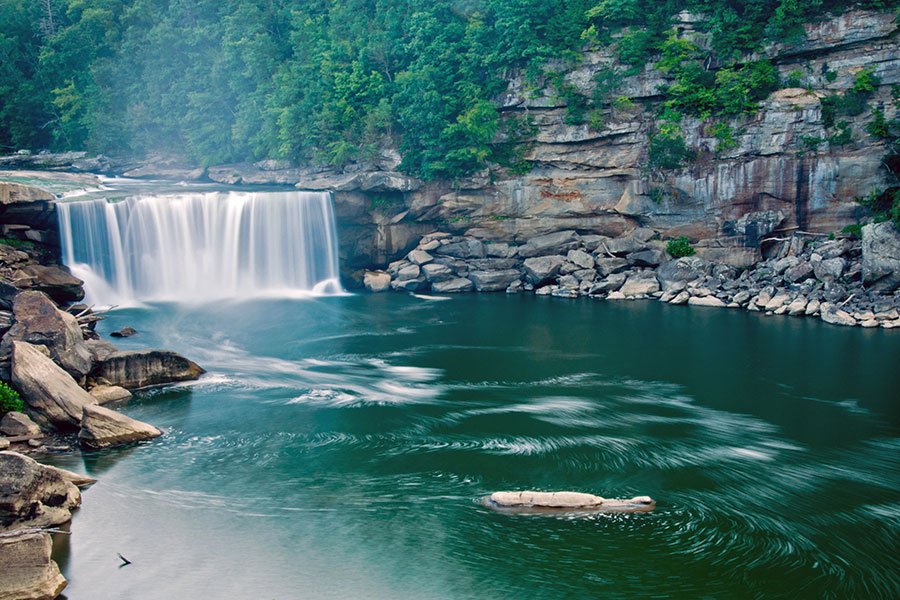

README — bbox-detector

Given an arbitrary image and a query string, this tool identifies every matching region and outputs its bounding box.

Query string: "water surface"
[48,294,900,599]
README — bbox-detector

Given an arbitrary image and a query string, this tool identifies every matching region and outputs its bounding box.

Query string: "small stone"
[110,326,137,338]
[606,291,626,300]
[0,411,42,437]
[860,319,879,328]
[787,297,808,316]
[669,291,690,305]
[688,296,726,307]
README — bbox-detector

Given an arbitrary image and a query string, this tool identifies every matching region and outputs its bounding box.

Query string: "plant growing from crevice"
[666,236,696,258]
[0,382,24,415]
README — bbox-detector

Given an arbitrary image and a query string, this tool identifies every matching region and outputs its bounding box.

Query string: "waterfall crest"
[57,190,343,304]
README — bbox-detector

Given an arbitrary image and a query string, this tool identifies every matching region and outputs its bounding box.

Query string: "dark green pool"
[47,294,900,599]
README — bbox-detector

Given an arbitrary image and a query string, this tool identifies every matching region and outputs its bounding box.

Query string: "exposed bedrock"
[0,451,81,531]
[91,350,206,390]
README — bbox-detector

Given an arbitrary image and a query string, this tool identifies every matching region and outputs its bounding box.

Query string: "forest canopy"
[0,0,895,179]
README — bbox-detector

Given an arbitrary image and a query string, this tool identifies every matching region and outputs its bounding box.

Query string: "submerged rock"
[91,350,205,389]
[0,531,67,600]
[0,451,81,530]
[78,404,162,449]
[11,341,97,431]
[483,491,655,514]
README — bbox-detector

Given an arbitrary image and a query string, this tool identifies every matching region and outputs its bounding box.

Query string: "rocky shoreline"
[365,223,900,329]
[0,181,206,598]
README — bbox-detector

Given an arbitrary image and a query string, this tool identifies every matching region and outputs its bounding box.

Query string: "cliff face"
[317,9,897,273]
[0,10,895,276]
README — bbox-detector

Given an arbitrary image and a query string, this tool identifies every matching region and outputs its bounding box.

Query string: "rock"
[627,249,665,267]
[811,256,845,282]
[430,278,474,293]
[88,385,132,405]
[11,341,97,431]
[396,264,421,281]
[656,257,708,292]
[407,250,433,265]
[1,291,92,379]
[0,440,8,451]
[435,238,485,259]
[517,231,579,258]
[0,531,67,600]
[566,249,594,270]
[109,326,137,338]
[594,257,630,277]
[483,491,655,513]
[619,274,660,296]
[21,265,84,305]
[783,261,814,283]
[78,404,162,449]
[820,303,857,327]
[468,270,520,292]
[90,350,205,390]
[688,296,726,307]
[805,298,821,316]
[764,292,791,312]
[732,290,752,305]
[771,256,800,275]
[391,277,427,292]
[787,297,808,316]
[0,413,41,437]
[38,464,95,489]
[0,182,54,205]
[669,291,690,305]
[523,255,566,285]
[421,263,454,282]
[606,291,626,300]
[861,222,900,292]
[589,273,627,295]
[84,339,118,362]
[0,451,81,530]
[603,236,646,256]
[363,270,391,293]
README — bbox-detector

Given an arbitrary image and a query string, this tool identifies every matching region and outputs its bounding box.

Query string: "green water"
[47,294,899,599]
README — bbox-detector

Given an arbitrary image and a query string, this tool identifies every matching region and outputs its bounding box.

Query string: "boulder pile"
[365,223,900,329]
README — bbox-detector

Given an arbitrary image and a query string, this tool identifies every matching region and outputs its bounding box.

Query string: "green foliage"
[866,108,890,139]
[666,236,696,258]
[824,69,838,83]
[841,223,863,239]
[648,121,693,170]
[648,187,664,203]
[851,67,880,94]
[709,122,738,153]
[828,121,853,146]
[0,381,23,415]
[801,135,824,151]
[785,70,805,88]
[857,188,900,228]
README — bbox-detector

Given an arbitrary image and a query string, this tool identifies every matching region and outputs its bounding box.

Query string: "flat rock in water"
[0,531,67,600]
[91,349,205,389]
[78,404,161,449]
[484,491,655,513]
[109,327,137,338]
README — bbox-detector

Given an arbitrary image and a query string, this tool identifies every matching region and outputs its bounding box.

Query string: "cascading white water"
[56,190,343,304]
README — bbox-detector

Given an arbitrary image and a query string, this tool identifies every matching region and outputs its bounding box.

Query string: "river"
[46,293,899,599]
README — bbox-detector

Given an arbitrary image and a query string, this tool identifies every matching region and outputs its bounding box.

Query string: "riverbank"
[366,225,900,329]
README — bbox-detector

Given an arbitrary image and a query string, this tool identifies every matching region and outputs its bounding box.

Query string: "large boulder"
[467,270,520,292]
[362,270,391,293]
[21,265,84,305]
[656,257,708,292]
[91,350,205,389]
[11,341,97,431]
[434,238,485,259]
[523,256,566,285]
[78,404,162,449]
[517,231,580,258]
[1,291,92,380]
[0,451,81,531]
[0,413,41,438]
[0,531,67,600]
[861,222,900,292]
[431,278,474,293]
[619,273,661,296]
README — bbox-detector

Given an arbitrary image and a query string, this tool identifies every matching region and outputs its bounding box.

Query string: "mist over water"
[56,190,342,304]
[46,295,900,599]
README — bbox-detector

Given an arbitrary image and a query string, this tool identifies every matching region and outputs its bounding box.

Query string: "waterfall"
[56,190,343,304]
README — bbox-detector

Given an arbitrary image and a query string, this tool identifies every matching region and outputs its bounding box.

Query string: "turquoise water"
[48,294,899,599]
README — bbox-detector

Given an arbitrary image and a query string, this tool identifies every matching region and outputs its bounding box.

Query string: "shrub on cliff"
[0,381,24,415]
[667,237,696,258]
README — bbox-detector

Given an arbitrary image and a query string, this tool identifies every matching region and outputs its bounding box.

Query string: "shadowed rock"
[91,350,205,389]
[78,404,161,449]
[0,451,81,531]
[21,265,84,305]
[483,491,655,514]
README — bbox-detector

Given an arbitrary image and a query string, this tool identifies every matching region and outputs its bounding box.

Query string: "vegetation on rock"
[666,236,696,258]
[0,0,894,179]
[0,381,24,415]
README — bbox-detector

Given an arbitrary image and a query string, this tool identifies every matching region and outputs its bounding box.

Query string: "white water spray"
[56,190,343,304]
